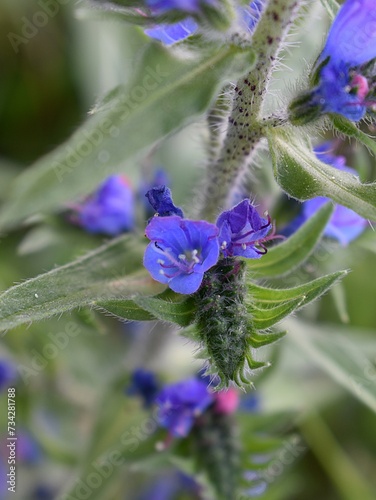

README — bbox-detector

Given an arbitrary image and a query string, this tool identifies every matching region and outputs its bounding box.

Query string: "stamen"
[159,269,165,275]
[178,254,186,260]
[232,229,255,242]
[242,243,247,250]
[157,259,165,264]
[221,241,227,249]
[192,249,200,264]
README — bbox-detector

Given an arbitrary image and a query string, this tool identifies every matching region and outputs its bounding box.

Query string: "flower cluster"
[143,190,273,294]
[282,144,368,246]
[127,370,240,438]
[289,0,376,123]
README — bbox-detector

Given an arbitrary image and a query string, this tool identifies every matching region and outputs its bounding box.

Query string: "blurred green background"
[0,1,375,499]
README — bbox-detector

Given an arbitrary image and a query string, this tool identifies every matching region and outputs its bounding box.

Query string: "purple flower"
[0,359,17,392]
[156,378,214,437]
[145,0,266,45]
[216,199,272,259]
[75,175,134,236]
[143,216,219,294]
[291,0,376,122]
[145,186,184,218]
[283,144,368,246]
[126,369,159,408]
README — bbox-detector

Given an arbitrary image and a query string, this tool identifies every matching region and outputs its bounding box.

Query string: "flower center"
[154,242,202,278]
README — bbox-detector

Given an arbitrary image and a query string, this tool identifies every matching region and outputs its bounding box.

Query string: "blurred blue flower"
[31,485,55,500]
[240,392,261,413]
[145,186,184,218]
[243,470,268,497]
[137,471,200,500]
[216,199,272,259]
[147,0,208,14]
[282,144,368,246]
[75,175,134,236]
[0,461,7,500]
[0,359,17,392]
[145,0,266,45]
[17,430,42,463]
[308,0,376,121]
[126,369,159,408]
[156,377,214,437]
[144,216,219,294]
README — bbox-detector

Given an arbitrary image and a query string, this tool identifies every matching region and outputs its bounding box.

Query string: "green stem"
[199,0,303,221]
[300,413,376,500]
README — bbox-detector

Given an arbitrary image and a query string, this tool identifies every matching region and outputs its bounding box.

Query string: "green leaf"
[250,298,304,330]
[248,271,346,329]
[320,0,340,19]
[0,234,165,332]
[248,271,347,306]
[330,115,376,157]
[247,203,333,277]
[267,129,376,220]
[97,290,196,327]
[286,319,376,413]
[248,329,286,348]
[0,42,256,230]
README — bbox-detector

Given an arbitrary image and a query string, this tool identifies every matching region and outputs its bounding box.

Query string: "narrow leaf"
[248,271,347,306]
[98,292,196,326]
[268,129,376,220]
[247,203,333,277]
[250,298,304,330]
[0,235,165,332]
[0,42,256,229]
[248,329,286,348]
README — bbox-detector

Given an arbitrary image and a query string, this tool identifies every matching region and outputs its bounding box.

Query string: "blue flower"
[145,186,184,218]
[147,0,206,15]
[216,199,272,259]
[144,216,219,294]
[144,18,198,45]
[126,369,159,408]
[145,0,266,45]
[75,175,134,236]
[283,144,368,246]
[292,0,376,122]
[156,377,214,437]
[0,359,17,392]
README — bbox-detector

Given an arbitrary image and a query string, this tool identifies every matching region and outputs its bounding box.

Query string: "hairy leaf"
[0,41,256,229]
[0,235,164,332]
[268,129,376,220]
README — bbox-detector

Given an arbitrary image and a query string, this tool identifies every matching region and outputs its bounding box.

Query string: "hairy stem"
[199,0,304,221]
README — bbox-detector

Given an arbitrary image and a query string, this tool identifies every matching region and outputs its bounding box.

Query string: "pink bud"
[351,74,369,101]
[214,388,239,415]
